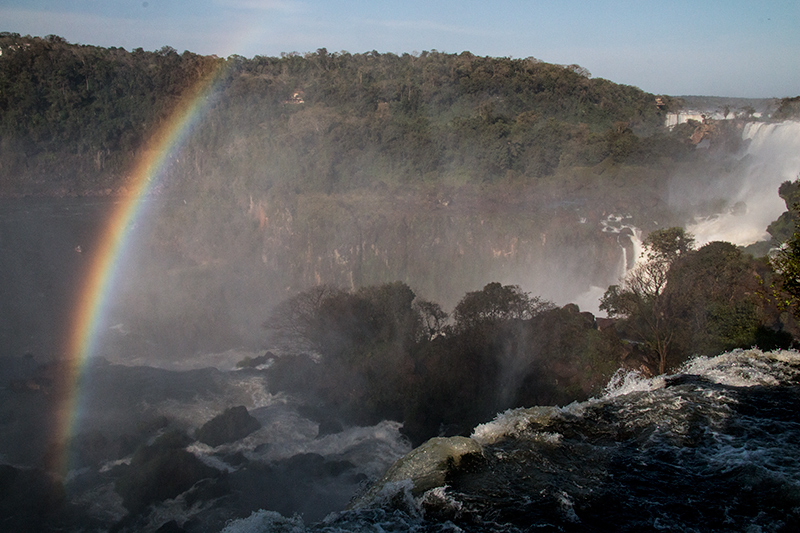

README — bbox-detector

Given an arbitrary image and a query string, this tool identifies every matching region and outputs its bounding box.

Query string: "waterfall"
[574,215,643,315]
[688,120,800,246]
[601,214,644,277]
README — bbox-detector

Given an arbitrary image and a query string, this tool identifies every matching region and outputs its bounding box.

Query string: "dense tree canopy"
[0,33,689,196]
[452,282,554,331]
[767,179,800,244]
[773,96,800,121]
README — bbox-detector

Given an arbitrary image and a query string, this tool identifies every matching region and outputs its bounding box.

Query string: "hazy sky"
[1,0,798,98]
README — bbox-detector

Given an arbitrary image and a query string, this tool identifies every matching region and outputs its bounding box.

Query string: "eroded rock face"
[350,436,483,509]
[195,406,261,447]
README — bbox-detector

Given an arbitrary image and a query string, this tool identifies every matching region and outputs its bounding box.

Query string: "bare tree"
[601,227,694,375]
[263,284,345,355]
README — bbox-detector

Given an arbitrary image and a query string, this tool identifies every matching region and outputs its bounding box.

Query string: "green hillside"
[0,33,693,196]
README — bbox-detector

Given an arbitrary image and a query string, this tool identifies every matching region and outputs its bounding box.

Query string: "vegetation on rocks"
[262,190,800,444]
[4,32,800,449]
[0,32,695,198]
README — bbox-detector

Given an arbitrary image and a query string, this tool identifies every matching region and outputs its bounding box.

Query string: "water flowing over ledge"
[688,120,800,246]
[222,348,800,532]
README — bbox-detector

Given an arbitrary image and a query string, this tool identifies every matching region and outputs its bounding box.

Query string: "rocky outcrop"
[350,436,484,509]
[114,430,220,512]
[195,406,261,447]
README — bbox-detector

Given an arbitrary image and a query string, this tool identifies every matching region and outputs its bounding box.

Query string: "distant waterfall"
[574,215,643,314]
[688,120,800,246]
[601,214,644,277]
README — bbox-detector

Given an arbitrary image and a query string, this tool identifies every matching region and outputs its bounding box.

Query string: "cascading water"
[574,214,644,315]
[219,349,800,532]
[688,120,800,246]
[600,214,644,274]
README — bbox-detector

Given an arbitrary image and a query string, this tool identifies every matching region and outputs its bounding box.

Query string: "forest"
[3,33,800,447]
[1,32,699,197]
[257,213,800,445]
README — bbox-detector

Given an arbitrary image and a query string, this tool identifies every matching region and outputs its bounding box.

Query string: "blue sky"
[1,0,797,98]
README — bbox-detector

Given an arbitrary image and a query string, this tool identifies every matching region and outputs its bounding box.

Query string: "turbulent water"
[5,348,798,531]
[4,120,800,532]
[688,120,800,246]
[217,349,800,533]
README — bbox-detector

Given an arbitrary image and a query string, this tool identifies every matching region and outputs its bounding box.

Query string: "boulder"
[196,406,261,447]
[350,436,483,509]
[114,430,220,512]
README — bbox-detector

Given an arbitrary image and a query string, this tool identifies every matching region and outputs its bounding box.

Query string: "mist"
[2,38,800,531]
[685,121,800,246]
[72,116,800,369]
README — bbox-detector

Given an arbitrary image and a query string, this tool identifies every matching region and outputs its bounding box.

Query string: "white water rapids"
[688,120,800,246]
[220,348,800,532]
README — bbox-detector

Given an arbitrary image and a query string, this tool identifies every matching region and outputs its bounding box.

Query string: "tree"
[600,227,694,375]
[263,284,345,355]
[642,226,695,264]
[767,179,800,244]
[771,215,800,311]
[414,299,448,340]
[452,282,553,332]
[664,241,762,356]
[773,96,800,121]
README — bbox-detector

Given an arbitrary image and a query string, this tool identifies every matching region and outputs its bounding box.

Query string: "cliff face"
[242,190,626,310]
[87,187,630,364]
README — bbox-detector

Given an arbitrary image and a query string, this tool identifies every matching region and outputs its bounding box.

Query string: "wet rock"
[317,417,344,438]
[0,464,93,531]
[114,430,220,512]
[155,520,188,533]
[350,436,484,508]
[235,351,274,369]
[195,406,261,447]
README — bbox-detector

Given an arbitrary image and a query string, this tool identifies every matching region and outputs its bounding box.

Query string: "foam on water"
[187,417,411,481]
[149,374,285,428]
[63,348,800,532]
[220,510,306,533]
[679,348,800,387]
[471,406,564,445]
[688,120,800,246]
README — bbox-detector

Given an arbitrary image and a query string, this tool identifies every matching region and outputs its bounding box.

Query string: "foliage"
[263,281,618,445]
[413,299,449,341]
[771,211,800,311]
[263,233,794,442]
[452,282,554,331]
[663,241,763,357]
[603,229,786,375]
[773,96,800,121]
[600,227,695,374]
[767,179,800,244]
[641,226,695,263]
[0,33,220,191]
[0,34,687,196]
[263,285,347,355]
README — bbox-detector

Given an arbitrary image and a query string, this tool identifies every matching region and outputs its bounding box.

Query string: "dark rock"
[221,453,361,523]
[235,351,274,369]
[196,406,261,447]
[0,464,94,531]
[156,520,188,533]
[216,451,249,467]
[114,430,220,512]
[317,417,344,438]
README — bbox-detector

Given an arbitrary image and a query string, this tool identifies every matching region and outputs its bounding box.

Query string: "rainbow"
[52,61,228,475]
